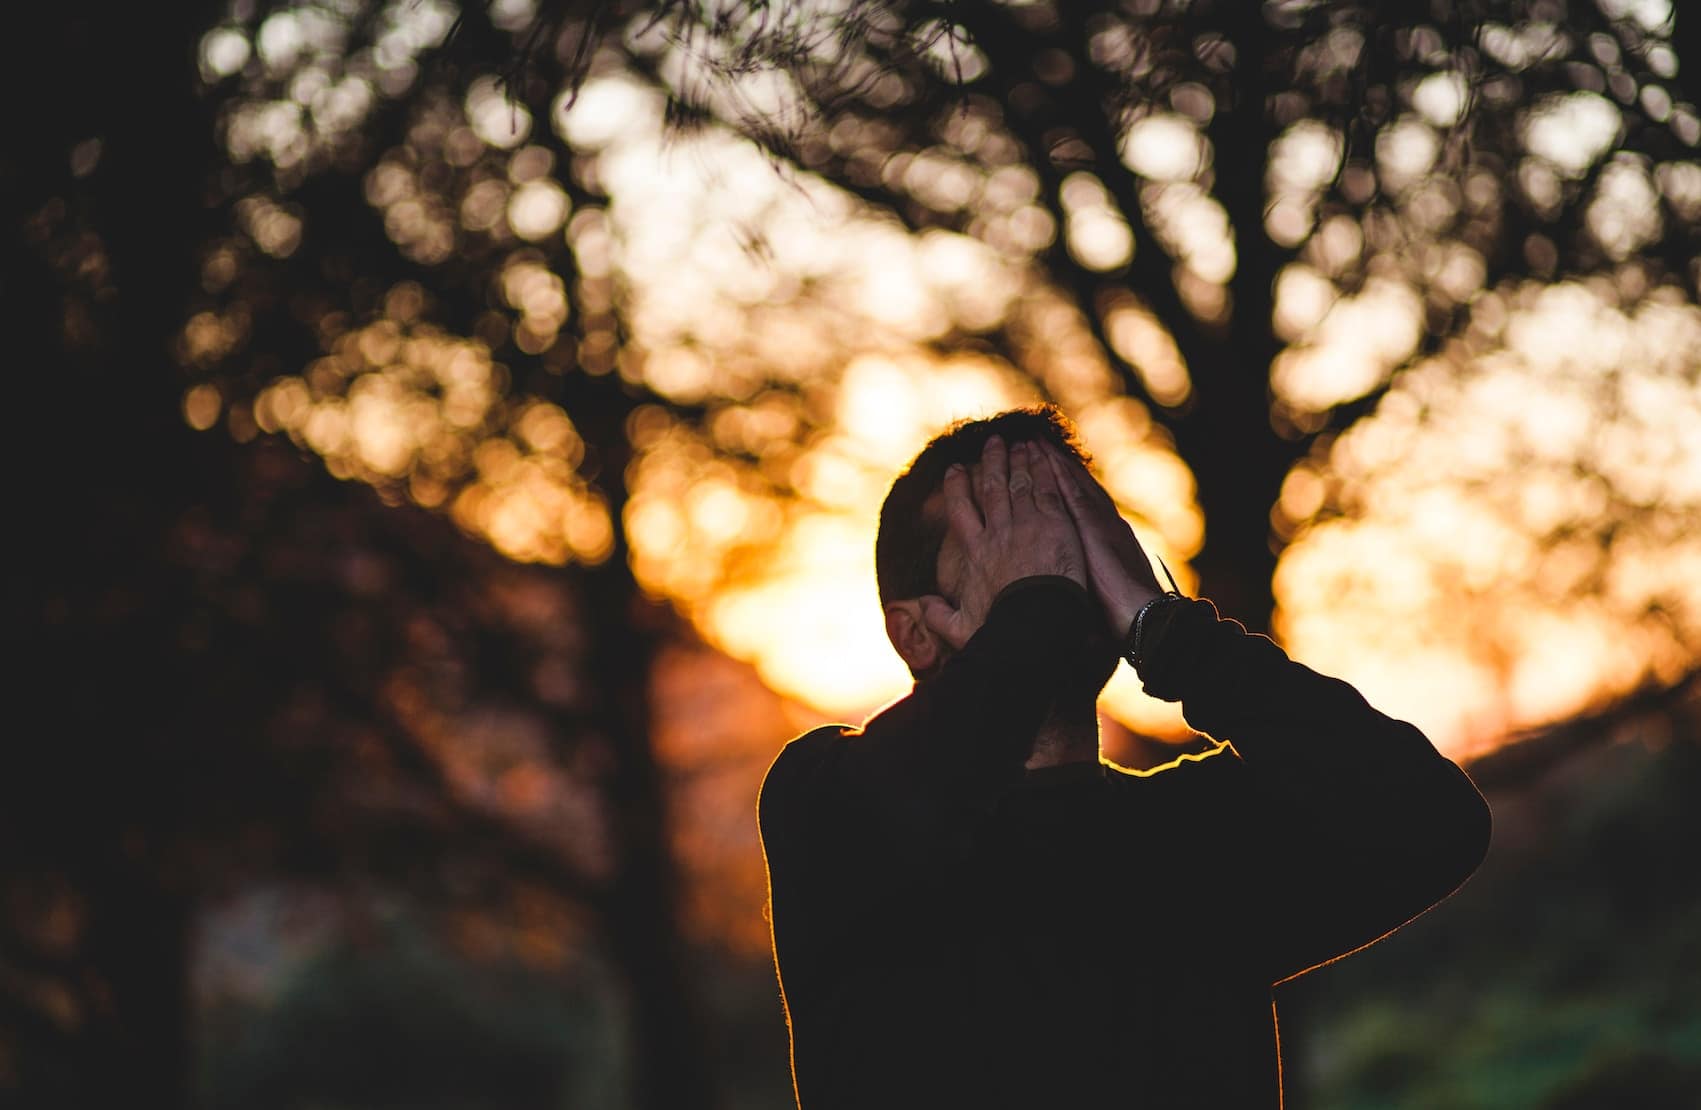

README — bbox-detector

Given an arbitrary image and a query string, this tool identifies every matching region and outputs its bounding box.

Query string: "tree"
[551,0,1701,731]
[4,3,723,1106]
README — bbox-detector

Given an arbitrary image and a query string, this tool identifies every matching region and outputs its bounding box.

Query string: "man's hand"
[1037,440,1164,635]
[918,436,1088,650]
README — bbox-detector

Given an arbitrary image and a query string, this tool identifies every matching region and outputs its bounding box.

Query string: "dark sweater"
[759,577,1492,1109]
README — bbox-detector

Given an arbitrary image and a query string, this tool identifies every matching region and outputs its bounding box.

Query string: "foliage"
[543,0,1701,742]
[192,0,1701,741]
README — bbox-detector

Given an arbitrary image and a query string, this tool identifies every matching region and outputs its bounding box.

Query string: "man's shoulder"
[758,724,860,818]
[775,722,861,762]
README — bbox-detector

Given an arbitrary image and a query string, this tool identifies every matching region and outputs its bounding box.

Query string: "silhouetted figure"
[759,406,1491,1108]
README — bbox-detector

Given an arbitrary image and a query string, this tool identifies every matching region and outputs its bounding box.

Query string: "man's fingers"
[1026,441,1066,514]
[1039,442,1094,523]
[1007,441,1035,503]
[1040,440,1118,514]
[1042,444,1165,591]
[918,595,971,650]
[940,463,983,538]
[977,435,1012,530]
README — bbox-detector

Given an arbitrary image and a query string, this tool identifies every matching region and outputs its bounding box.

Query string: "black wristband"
[1121,593,1183,668]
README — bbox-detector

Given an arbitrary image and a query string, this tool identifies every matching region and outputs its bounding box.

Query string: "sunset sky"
[199,0,1700,761]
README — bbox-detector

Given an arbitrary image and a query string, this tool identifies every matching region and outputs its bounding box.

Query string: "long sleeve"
[759,576,1106,951]
[1130,598,1492,984]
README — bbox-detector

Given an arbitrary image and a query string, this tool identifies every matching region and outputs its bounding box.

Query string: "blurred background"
[3,0,1699,1106]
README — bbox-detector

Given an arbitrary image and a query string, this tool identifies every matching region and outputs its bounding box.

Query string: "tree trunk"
[1168,11,1300,634]
[575,384,721,1110]
[5,2,221,1105]
[973,0,1299,632]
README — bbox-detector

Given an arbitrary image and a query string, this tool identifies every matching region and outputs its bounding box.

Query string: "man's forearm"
[1141,600,1473,784]
[903,575,1105,779]
[760,575,1108,897]
[1129,597,1491,980]
[1137,600,1490,885]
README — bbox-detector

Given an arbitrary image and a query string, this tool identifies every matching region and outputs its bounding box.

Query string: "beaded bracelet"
[1122,595,1176,668]
[1121,555,1187,668]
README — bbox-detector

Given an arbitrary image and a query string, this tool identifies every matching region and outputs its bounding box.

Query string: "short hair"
[875,404,1091,608]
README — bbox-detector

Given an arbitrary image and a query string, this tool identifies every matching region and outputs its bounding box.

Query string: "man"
[759,406,1491,1108]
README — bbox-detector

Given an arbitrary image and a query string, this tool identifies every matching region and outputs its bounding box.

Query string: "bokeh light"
[1278,277,1701,756]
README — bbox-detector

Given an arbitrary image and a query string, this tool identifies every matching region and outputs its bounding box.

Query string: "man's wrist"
[1118,582,1187,670]
[1128,595,1219,702]
[1108,584,1164,635]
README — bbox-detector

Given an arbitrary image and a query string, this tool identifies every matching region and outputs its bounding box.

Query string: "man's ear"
[884,600,943,675]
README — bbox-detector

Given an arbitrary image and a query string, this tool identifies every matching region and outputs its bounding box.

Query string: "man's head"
[876,405,1092,677]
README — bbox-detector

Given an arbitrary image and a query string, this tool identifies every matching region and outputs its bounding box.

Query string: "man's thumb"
[918,595,968,649]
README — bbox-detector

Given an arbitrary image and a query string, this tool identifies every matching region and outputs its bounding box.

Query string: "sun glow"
[623,349,1203,738]
[197,13,1701,767]
[1277,278,1701,757]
